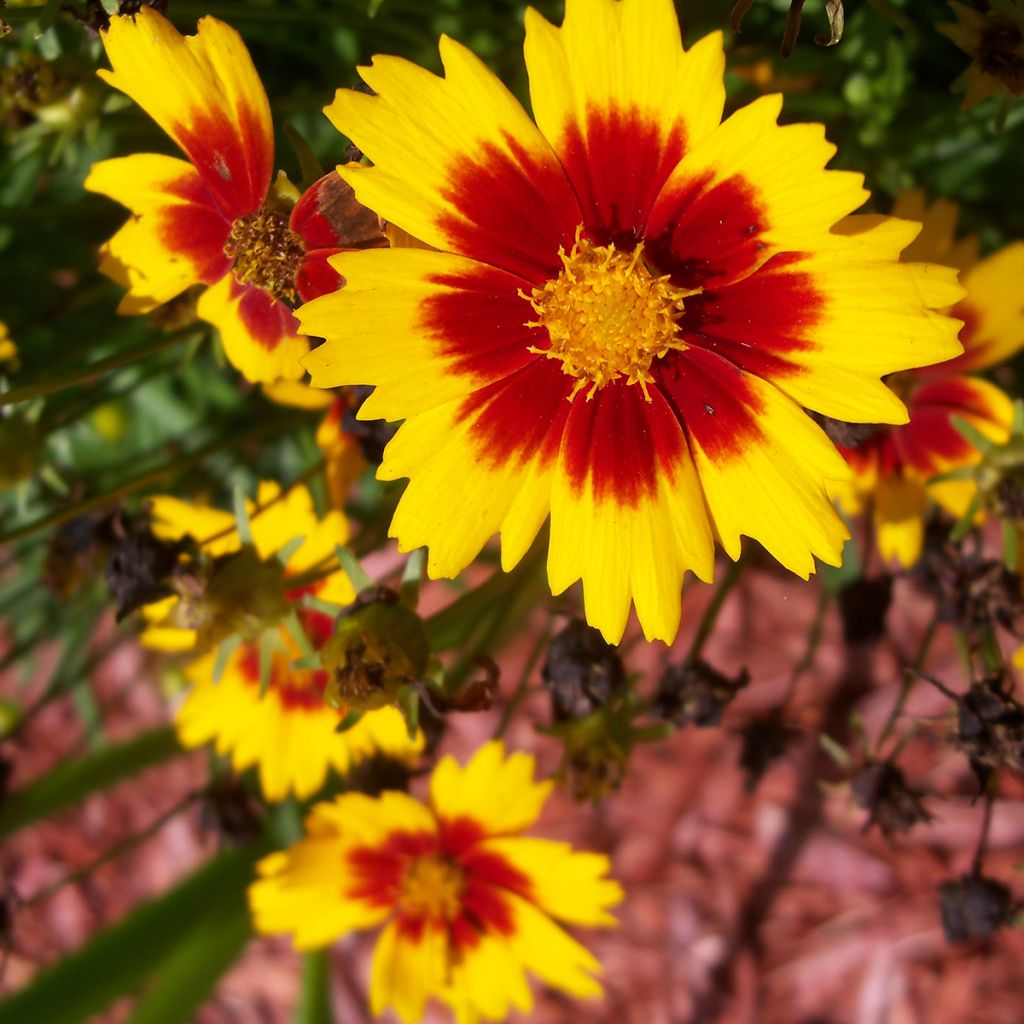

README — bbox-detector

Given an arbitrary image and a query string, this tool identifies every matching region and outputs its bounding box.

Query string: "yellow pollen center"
[399,854,465,921]
[524,229,694,401]
[224,205,305,305]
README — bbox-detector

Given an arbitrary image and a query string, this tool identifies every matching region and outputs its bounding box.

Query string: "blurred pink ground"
[3,559,1024,1024]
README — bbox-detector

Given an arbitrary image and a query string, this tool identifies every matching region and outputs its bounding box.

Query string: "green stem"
[0,411,305,546]
[686,554,747,664]
[0,329,197,410]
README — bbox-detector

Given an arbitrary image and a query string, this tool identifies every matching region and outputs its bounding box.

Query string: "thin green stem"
[0,411,305,546]
[685,554,747,665]
[0,329,197,410]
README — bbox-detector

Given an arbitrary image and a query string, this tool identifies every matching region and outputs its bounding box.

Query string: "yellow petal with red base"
[523,0,724,239]
[547,384,715,643]
[300,248,543,421]
[480,837,623,927]
[197,273,309,383]
[369,919,450,1024]
[85,154,231,313]
[324,36,582,281]
[444,933,532,1024]
[646,94,868,288]
[667,350,852,577]
[98,9,273,218]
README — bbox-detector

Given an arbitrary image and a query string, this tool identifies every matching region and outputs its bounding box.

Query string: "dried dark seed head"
[851,761,932,836]
[955,678,1024,788]
[810,411,881,450]
[104,515,186,621]
[346,753,415,797]
[653,659,749,728]
[938,873,1016,943]
[44,510,119,598]
[542,620,625,722]
[343,386,397,464]
[736,710,800,792]
[838,575,893,646]
[201,778,264,846]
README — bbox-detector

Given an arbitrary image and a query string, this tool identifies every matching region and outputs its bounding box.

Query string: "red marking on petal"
[346,830,436,907]
[560,382,687,505]
[291,172,388,250]
[236,640,328,711]
[677,253,824,378]
[233,279,299,351]
[455,877,516,943]
[655,347,766,462]
[175,102,272,219]
[437,134,582,283]
[296,248,343,303]
[157,175,233,284]
[458,358,572,470]
[891,376,997,476]
[559,106,686,249]
[423,266,544,384]
[646,173,769,288]
[437,815,486,857]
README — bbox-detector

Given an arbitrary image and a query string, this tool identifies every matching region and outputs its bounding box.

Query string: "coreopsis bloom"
[836,191,1024,567]
[0,322,17,371]
[939,1,1024,110]
[298,0,962,644]
[250,740,622,1023]
[141,481,420,800]
[140,480,354,651]
[85,9,386,382]
[177,612,422,802]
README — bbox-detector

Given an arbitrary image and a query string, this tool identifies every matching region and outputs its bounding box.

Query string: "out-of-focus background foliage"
[2,1,1024,1021]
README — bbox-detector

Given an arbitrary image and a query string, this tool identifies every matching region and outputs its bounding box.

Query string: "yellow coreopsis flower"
[297,0,963,645]
[836,191,1024,567]
[0,322,18,371]
[85,9,384,382]
[142,481,420,801]
[250,740,622,1024]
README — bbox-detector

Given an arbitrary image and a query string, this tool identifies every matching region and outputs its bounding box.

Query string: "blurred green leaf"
[296,950,335,1024]
[0,844,265,1024]
[0,726,181,839]
[124,898,253,1024]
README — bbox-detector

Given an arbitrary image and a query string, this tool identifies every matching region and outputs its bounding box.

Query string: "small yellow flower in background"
[298,0,963,646]
[85,9,385,383]
[0,321,18,371]
[939,1,1024,110]
[141,481,420,800]
[836,190,1024,567]
[250,740,622,1024]
[141,480,353,651]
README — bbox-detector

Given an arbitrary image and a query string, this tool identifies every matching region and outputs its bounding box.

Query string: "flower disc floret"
[224,205,306,304]
[525,230,691,401]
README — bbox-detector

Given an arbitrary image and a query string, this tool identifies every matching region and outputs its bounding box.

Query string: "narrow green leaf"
[0,726,180,839]
[951,490,984,542]
[950,414,995,455]
[212,635,241,684]
[233,485,254,546]
[124,900,252,1024]
[1012,399,1024,437]
[1004,518,1020,571]
[399,548,425,610]
[296,950,335,1024]
[0,845,264,1024]
[335,545,373,592]
[276,535,307,568]
[334,709,363,734]
[283,122,324,190]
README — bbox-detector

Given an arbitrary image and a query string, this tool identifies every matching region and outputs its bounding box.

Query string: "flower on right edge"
[836,190,1024,567]
[297,0,963,645]
[938,1,1024,110]
[250,740,622,1024]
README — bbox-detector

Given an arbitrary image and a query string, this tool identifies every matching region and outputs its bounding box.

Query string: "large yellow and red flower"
[837,191,1024,567]
[297,0,963,644]
[85,9,386,383]
[250,740,622,1023]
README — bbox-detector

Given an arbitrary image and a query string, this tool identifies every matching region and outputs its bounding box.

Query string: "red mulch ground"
[3,559,1023,1023]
